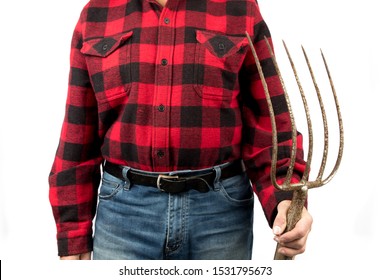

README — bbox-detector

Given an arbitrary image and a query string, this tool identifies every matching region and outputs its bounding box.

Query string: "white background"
[0,0,389,278]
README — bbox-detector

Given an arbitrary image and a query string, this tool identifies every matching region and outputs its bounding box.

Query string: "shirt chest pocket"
[194,30,248,101]
[80,31,134,103]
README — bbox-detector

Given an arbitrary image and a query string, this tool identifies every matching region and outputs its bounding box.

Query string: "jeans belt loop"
[122,166,131,190]
[213,165,222,191]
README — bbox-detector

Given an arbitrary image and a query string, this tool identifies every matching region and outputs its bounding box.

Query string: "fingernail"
[273,226,281,235]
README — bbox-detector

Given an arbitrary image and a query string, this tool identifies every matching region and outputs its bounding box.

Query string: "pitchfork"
[245,32,344,260]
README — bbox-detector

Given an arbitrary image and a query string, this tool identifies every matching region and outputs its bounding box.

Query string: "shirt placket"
[152,2,177,170]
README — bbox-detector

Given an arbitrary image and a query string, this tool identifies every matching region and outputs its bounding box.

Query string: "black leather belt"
[104,160,245,193]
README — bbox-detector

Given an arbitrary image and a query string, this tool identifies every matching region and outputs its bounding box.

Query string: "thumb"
[272,200,291,236]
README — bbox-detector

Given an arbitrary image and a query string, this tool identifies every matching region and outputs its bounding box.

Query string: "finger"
[274,234,307,254]
[272,200,291,236]
[277,243,307,258]
[60,255,81,260]
[276,233,308,250]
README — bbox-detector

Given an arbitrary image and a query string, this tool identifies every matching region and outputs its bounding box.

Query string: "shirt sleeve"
[48,4,103,257]
[240,3,307,227]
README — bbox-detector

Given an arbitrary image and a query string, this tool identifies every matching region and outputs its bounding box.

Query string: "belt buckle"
[157,174,179,191]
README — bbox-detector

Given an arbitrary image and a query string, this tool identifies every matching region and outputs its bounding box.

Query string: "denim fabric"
[93,165,254,260]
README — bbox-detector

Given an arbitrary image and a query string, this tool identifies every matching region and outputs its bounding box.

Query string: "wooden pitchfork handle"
[274,188,307,260]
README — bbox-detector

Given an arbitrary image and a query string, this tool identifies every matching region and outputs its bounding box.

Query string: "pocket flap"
[81,31,134,57]
[195,30,248,58]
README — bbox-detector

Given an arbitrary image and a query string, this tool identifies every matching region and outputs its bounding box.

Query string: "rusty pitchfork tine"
[244,32,344,260]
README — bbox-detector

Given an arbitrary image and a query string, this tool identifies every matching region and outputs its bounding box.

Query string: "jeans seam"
[165,193,188,256]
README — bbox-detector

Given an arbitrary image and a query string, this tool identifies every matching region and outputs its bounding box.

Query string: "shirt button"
[218,43,225,50]
[157,150,165,158]
[161,58,168,66]
[157,104,165,112]
[102,44,108,51]
[164,18,170,24]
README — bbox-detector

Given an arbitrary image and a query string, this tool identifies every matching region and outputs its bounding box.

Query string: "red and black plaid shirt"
[49,0,306,256]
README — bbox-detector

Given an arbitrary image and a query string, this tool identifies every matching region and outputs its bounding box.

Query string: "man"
[49,0,312,260]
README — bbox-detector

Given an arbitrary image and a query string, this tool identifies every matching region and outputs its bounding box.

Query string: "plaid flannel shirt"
[49,0,306,256]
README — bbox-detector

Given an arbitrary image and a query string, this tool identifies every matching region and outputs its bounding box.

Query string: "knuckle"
[308,214,313,224]
[296,228,306,238]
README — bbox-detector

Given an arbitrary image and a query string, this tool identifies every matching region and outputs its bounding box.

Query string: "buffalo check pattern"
[49,0,306,256]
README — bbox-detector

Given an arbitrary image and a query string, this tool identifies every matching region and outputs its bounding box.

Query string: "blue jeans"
[93,164,254,260]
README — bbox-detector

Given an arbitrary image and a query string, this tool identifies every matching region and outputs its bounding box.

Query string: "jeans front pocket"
[218,173,254,206]
[98,171,125,200]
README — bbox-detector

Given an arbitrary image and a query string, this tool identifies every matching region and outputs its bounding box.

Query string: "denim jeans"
[93,164,254,260]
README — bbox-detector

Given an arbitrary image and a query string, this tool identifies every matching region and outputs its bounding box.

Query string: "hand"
[272,200,313,258]
[60,252,91,260]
